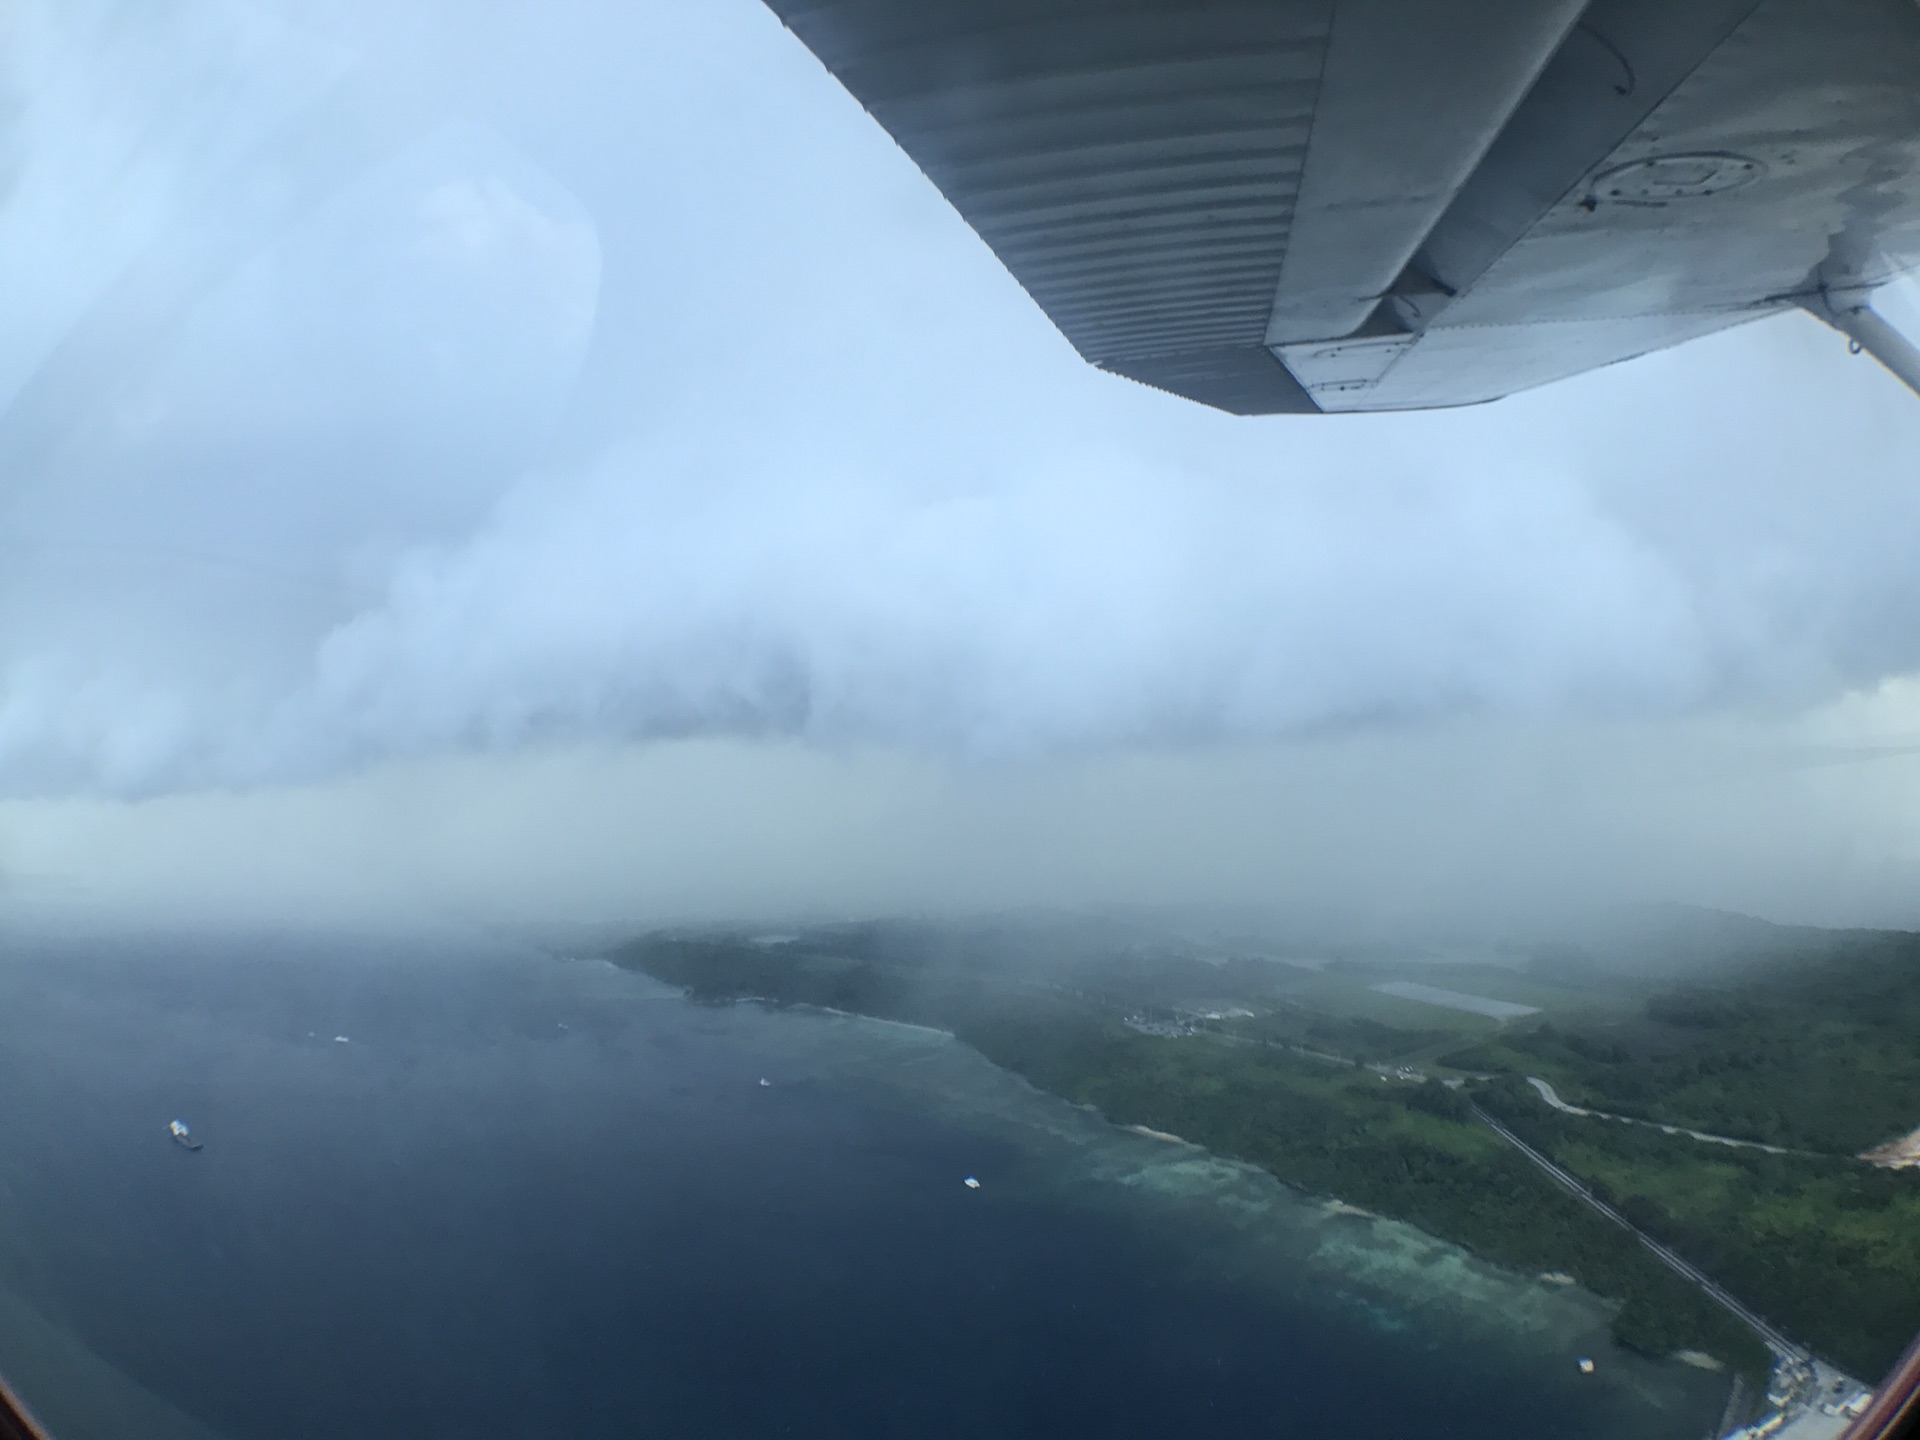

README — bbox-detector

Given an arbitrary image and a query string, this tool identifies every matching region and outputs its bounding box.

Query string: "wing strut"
[1804,288,1920,398]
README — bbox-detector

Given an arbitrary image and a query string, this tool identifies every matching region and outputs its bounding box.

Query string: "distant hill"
[1516,903,1840,984]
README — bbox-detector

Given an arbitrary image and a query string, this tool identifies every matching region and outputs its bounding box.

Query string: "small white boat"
[169,1120,203,1152]
[963,1176,981,1190]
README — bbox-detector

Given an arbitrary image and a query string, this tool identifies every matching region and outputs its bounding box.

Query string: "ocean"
[0,933,1728,1439]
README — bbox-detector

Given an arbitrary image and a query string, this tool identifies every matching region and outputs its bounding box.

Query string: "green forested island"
[608,913,1920,1384]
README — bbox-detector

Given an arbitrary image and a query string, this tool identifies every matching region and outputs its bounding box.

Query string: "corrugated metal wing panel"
[764,0,1332,413]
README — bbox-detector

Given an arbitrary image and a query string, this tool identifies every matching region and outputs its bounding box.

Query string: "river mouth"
[0,933,1728,1440]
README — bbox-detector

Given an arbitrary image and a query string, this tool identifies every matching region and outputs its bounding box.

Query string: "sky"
[3,0,1920,933]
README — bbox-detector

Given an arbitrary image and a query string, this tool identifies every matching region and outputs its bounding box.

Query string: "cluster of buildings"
[1725,1355,1873,1440]
[1121,1002,1257,1039]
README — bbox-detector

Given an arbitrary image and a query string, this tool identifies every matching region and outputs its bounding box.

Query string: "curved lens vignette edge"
[0,3,1917,1439]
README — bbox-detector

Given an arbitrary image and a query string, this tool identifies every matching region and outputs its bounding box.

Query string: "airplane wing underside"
[761,0,1920,413]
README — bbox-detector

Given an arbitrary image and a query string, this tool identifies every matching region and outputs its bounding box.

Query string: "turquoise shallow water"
[0,934,1727,1439]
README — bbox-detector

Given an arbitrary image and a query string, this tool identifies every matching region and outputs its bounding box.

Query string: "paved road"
[1524,1077,1813,1158]
[1469,1102,1808,1362]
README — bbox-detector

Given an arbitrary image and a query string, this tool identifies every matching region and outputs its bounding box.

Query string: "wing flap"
[1265,0,1590,346]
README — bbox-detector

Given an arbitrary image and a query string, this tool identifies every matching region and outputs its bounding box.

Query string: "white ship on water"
[169,1120,202,1152]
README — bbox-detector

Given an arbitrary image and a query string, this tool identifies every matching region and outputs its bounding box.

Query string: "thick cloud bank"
[289,452,1697,767]
[3,0,1920,796]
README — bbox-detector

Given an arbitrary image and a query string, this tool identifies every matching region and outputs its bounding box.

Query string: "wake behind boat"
[169,1120,202,1152]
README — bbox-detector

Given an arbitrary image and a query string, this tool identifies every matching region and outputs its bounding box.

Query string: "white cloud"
[258,441,1699,776]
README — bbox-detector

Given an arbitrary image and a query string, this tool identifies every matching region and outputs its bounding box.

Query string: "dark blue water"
[0,934,1725,1440]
